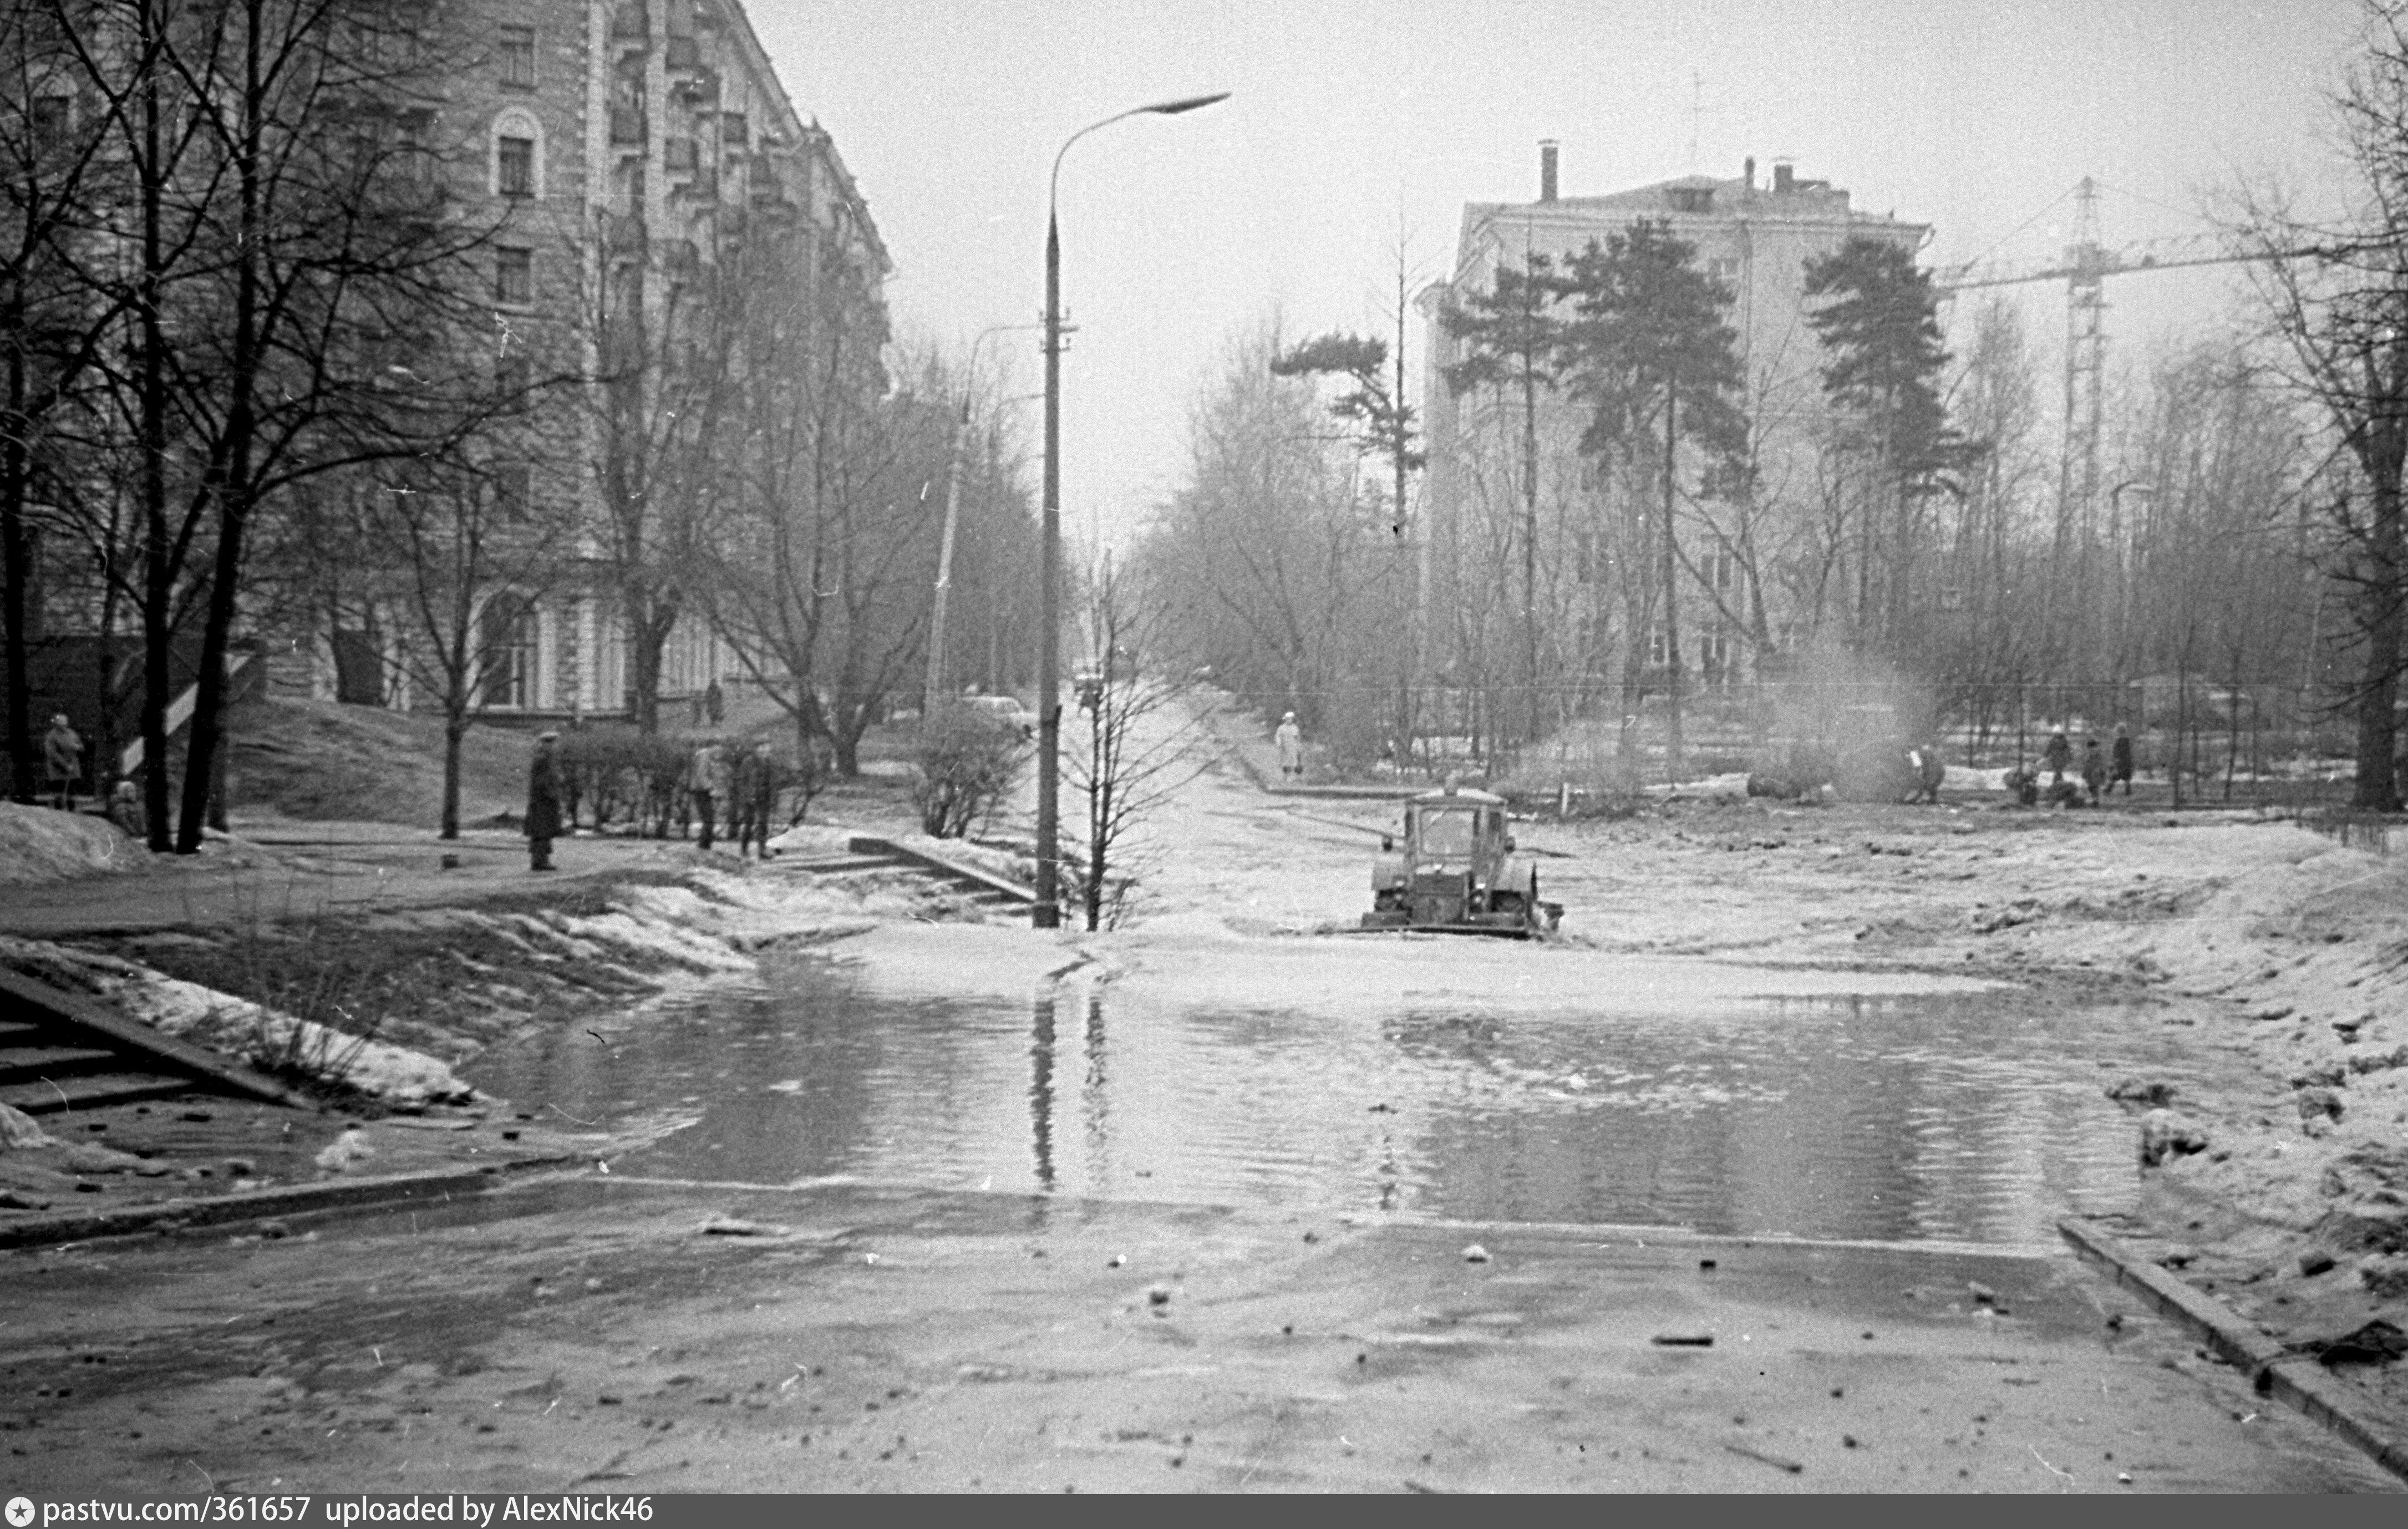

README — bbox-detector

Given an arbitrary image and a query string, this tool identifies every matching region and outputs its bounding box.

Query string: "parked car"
[958,695,1035,739]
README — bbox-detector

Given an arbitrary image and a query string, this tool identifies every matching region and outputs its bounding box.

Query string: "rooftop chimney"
[1772,159,1794,194]
[1539,139,1558,203]
[1743,156,1755,194]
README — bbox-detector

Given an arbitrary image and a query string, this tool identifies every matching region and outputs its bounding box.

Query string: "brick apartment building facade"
[298,0,890,722]
[1421,146,1926,691]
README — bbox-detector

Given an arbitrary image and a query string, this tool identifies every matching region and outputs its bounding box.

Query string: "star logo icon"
[6,1496,35,1528]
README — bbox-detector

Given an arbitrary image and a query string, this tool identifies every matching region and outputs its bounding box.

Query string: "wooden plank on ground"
[0,968,316,1110]
[0,1071,197,1114]
[846,836,1034,903]
[0,1047,120,1084]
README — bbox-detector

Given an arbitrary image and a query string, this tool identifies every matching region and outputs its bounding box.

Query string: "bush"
[556,727,692,836]
[913,707,1028,839]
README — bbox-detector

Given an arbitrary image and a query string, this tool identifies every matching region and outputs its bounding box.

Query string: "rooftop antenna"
[1686,72,1718,172]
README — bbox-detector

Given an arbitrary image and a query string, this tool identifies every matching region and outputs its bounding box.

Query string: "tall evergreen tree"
[1803,236,1962,655]
[1440,252,1562,751]
[1558,219,1747,778]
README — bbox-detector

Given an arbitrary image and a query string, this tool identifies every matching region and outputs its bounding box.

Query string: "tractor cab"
[1362,784,1560,938]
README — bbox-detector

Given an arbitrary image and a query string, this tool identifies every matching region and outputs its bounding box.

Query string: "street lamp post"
[1034,90,1228,929]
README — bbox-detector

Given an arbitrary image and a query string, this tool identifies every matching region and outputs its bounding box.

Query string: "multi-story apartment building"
[307,0,890,721]
[1421,144,1926,690]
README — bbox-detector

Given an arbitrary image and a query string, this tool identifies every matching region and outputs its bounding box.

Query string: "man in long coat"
[43,713,83,811]
[526,731,563,872]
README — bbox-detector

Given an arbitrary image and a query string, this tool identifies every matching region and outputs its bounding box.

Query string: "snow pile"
[0,802,145,884]
[762,822,857,859]
[0,934,476,1106]
[595,884,765,972]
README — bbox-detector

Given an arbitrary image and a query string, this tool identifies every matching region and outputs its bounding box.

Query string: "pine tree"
[1558,220,1748,779]
[1439,253,1562,753]
[1803,236,1963,655]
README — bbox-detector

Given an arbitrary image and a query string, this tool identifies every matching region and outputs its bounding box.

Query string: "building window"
[494,247,532,306]
[720,110,748,147]
[499,26,535,88]
[497,136,534,197]
[479,593,539,710]
[1701,626,1730,673]
[491,109,543,199]
[1708,547,1736,592]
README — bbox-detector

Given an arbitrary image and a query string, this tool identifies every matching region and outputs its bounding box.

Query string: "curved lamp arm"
[1049,92,1232,216]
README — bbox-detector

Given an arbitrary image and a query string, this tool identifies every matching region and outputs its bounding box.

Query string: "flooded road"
[469,946,2230,1247]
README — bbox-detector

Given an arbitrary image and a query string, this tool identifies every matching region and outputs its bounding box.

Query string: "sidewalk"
[0,812,702,938]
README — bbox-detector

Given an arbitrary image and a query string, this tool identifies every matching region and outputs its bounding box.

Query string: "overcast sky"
[753,0,2362,547]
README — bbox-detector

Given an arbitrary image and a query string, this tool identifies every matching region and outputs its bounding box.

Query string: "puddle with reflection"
[467,951,2239,1246]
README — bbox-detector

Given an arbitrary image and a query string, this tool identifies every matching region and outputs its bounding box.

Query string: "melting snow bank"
[0,866,902,1109]
[0,802,146,883]
[0,934,478,1106]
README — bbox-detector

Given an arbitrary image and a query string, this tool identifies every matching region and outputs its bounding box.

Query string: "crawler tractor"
[1362,784,1562,938]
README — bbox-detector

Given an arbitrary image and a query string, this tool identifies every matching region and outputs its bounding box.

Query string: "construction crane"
[1933,176,2274,575]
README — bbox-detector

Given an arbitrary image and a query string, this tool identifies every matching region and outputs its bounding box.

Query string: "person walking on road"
[43,713,83,812]
[1274,711,1304,780]
[2081,738,2108,806]
[526,731,563,872]
[2111,722,2135,796]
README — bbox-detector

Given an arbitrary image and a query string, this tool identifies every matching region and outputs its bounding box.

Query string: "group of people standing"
[2025,722,2135,806]
[522,730,788,872]
[680,738,785,857]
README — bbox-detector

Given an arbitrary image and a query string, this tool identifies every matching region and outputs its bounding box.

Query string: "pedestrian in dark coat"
[2043,727,2072,783]
[43,713,83,811]
[2081,738,2108,805]
[735,742,779,858]
[526,731,563,871]
[2111,723,2135,796]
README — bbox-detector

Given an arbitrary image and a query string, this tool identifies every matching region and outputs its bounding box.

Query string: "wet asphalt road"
[1,1175,2395,1494]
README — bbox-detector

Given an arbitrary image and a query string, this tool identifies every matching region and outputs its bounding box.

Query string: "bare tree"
[26,0,510,849]
[2228,0,2408,809]
[1065,553,1214,931]
[1137,319,1395,761]
[2,0,126,801]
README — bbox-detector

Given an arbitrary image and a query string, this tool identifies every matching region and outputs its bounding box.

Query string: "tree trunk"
[3,319,33,803]
[138,31,172,854]
[1521,357,1540,758]
[440,710,468,840]
[2351,470,2404,811]
[177,6,266,854]
[1661,381,1684,783]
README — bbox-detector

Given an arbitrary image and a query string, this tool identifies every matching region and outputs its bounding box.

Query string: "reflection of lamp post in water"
[1034,90,1230,929]
[927,327,1042,713]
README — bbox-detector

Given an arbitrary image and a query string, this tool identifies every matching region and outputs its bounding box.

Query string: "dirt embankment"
[0,848,1013,1215]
